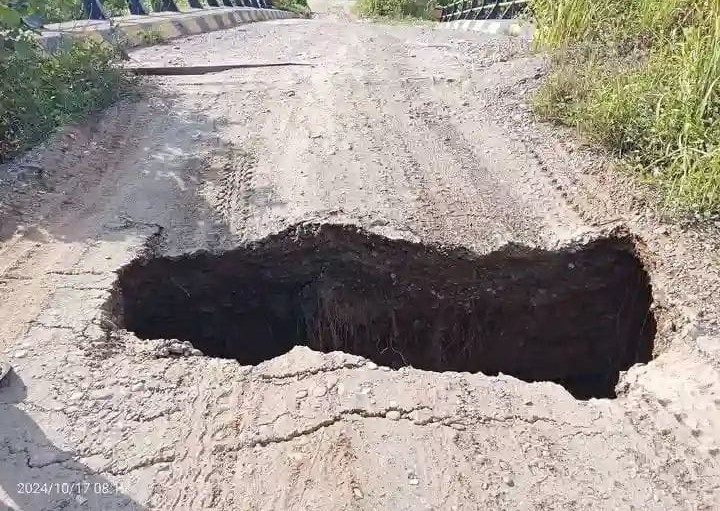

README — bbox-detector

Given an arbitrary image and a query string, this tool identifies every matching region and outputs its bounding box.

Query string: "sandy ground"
[1,2,720,509]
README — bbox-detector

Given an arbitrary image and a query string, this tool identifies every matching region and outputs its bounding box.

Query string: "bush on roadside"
[272,0,311,18]
[355,0,438,19]
[532,0,720,218]
[0,38,130,161]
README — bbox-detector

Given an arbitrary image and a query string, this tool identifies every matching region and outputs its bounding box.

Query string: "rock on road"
[1,1,719,510]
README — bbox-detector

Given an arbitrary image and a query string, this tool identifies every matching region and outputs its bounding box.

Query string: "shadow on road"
[0,370,146,511]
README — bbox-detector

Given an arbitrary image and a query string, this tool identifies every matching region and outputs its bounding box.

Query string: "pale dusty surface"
[1,2,720,510]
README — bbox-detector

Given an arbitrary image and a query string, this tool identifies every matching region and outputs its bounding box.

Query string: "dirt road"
[1,2,719,510]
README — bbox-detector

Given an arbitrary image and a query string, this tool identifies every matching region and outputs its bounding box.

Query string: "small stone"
[386,410,401,421]
[408,478,419,485]
[296,389,308,399]
[353,488,363,498]
[130,382,144,392]
[380,366,391,372]
[190,349,203,356]
[503,476,514,487]
[365,361,378,370]
[411,410,429,425]
[90,390,112,400]
[69,392,84,402]
[167,343,186,355]
[312,386,327,397]
[14,350,28,359]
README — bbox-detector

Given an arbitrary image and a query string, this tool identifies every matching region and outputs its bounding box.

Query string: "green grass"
[532,0,720,218]
[138,28,167,45]
[272,0,312,17]
[0,40,131,162]
[355,0,442,19]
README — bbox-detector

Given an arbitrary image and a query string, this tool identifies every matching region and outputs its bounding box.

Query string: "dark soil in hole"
[112,223,656,399]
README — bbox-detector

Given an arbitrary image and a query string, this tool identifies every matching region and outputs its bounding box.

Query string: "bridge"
[80,0,276,20]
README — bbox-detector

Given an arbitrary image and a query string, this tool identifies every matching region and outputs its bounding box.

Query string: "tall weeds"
[355,0,439,19]
[0,41,130,162]
[532,0,720,218]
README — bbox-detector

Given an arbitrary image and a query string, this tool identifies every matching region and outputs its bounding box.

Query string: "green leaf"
[13,39,33,59]
[0,5,22,27]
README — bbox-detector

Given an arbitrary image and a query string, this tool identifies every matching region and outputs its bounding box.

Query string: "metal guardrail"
[81,0,275,20]
[436,0,527,21]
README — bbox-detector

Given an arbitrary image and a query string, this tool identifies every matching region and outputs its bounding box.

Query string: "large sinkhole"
[112,224,656,399]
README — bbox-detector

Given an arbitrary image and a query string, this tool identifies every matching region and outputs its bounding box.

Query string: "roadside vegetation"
[532,0,720,219]
[273,0,311,18]
[355,0,449,20]
[0,0,130,162]
[138,28,167,44]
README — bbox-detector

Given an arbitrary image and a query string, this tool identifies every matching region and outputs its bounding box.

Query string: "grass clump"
[0,39,131,162]
[355,0,442,19]
[532,0,720,218]
[138,28,166,44]
[272,0,311,17]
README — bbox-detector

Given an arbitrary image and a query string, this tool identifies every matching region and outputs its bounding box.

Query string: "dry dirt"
[1,2,720,510]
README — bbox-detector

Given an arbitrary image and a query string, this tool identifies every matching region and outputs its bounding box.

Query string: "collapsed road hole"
[111,223,656,400]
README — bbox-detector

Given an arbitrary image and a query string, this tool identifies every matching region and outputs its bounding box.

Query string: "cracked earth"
[1,1,720,509]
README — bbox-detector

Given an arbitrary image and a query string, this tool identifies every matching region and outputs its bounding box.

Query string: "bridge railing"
[436,0,527,21]
[82,0,275,20]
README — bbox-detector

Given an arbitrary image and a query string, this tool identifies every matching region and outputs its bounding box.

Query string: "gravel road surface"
[1,2,719,510]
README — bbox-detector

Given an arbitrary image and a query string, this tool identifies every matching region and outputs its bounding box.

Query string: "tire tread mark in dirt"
[413,97,561,246]
[215,147,257,240]
[345,57,463,243]
[523,139,613,228]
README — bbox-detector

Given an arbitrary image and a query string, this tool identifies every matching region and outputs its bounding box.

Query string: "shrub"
[532,0,720,217]
[0,39,130,161]
[355,0,436,19]
[272,0,311,17]
[138,28,166,44]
